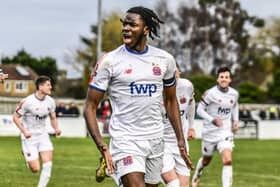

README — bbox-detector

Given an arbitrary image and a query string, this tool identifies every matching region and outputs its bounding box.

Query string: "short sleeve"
[15,99,28,116]
[200,90,211,105]
[163,54,176,87]
[50,98,56,113]
[88,55,111,92]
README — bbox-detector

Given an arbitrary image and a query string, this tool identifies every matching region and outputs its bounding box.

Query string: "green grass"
[0,137,279,187]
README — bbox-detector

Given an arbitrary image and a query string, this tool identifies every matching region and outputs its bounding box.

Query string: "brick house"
[0,64,38,97]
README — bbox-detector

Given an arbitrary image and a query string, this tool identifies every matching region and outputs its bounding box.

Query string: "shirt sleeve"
[88,54,111,92]
[163,54,176,87]
[232,93,239,121]
[197,90,214,122]
[187,98,195,128]
[15,99,28,116]
[187,82,195,128]
[50,98,56,113]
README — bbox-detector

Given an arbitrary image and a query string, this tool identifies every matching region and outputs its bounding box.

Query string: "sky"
[1,0,280,78]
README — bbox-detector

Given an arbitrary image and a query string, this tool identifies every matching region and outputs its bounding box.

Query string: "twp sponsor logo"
[35,115,48,121]
[217,107,231,115]
[129,82,157,97]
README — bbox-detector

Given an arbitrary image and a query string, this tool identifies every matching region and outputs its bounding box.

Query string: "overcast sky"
[0,0,279,78]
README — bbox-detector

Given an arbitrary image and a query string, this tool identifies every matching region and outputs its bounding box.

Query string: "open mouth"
[123,34,131,39]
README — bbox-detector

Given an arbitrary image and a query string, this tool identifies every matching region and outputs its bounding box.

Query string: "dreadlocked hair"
[127,6,164,40]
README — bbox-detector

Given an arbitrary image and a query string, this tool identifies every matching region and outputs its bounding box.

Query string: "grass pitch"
[0,137,279,187]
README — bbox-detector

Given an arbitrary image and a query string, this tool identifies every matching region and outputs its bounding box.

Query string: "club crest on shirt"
[179,96,187,104]
[122,156,133,166]
[230,99,233,104]
[124,68,132,74]
[152,65,161,76]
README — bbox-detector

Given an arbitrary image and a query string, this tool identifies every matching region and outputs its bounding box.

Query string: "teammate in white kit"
[161,65,196,187]
[192,67,239,187]
[13,75,61,187]
[84,6,193,187]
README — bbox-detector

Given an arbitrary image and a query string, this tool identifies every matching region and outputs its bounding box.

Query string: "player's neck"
[125,37,148,53]
[127,44,147,51]
[35,91,46,100]
[217,85,228,93]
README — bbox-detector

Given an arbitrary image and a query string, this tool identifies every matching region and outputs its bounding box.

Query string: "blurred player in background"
[13,75,61,187]
[84,6,192,187]
[161,65,196,187]
[192,67,239,187]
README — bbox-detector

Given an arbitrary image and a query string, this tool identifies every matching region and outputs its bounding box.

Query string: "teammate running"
[161,65,196,187]
[192,67,239,187]
[13,75,61,187]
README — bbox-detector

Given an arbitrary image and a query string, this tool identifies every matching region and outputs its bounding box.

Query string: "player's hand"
[23,130,32,139]
[178,141,195,170]
[187,128,196,140]
[0,73,8,82]
[232,121,239,133]
[212,118,223,127]
[99,144,114,174]
[55,128,61,137]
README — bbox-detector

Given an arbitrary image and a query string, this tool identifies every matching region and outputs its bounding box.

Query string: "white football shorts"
[161,142,190,176]
[110,138,164,184]
[202,136,234,156]
[21,133,53,161]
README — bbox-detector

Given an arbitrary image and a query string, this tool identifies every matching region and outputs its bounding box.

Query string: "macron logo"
[129,82,157,97]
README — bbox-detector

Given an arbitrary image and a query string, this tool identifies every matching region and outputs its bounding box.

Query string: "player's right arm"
[13,99,32,138]
[13,110,31,138]
[84,88,114,174]
[197,90,223,127]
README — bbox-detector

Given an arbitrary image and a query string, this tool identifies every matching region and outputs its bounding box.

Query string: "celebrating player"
[192,67,239,187]
[13,75,61,187]
[84,6,192,187]
[161,65,196,187]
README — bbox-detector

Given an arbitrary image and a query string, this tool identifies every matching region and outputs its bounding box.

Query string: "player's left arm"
[164,84,194,170]
[186,82,196,140]
[50,112,61,136]
[232,93,239,133]
[187,98,196,140]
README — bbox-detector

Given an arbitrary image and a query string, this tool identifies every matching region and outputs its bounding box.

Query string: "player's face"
[217,71,231,89]
[40,80,52,95]
[121,13,149,50]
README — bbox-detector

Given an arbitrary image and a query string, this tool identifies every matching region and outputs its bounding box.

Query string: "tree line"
[1,0,280,102]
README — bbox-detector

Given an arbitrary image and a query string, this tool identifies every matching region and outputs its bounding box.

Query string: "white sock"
[222,165,232,187]
[192,157,204,183]
[166,178,180,187]
[38,161,52,187]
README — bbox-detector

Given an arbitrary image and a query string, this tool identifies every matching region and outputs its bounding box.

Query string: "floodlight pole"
[97,0,102,59]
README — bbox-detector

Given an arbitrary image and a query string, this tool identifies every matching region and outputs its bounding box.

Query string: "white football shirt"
[197,85,239,142]
[163,78,194,144]
[89,44,176,140]
[16,94,56,137]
